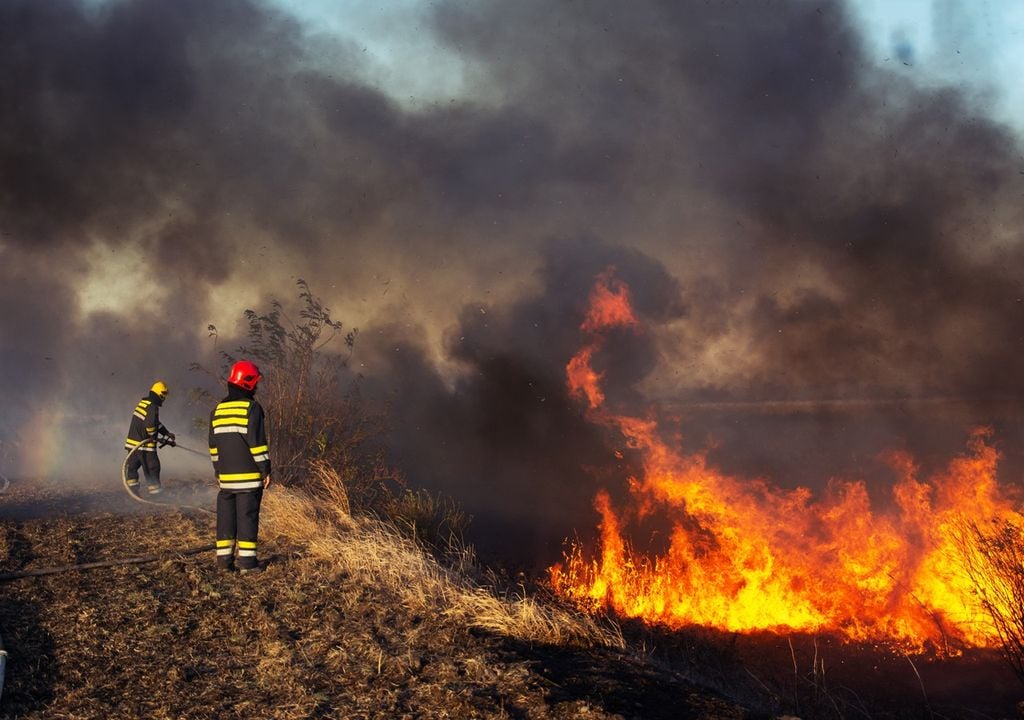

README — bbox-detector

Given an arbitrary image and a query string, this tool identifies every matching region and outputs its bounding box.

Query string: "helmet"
[151,380,169,399]
[228,360,262,391]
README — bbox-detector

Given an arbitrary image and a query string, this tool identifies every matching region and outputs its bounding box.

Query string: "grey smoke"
[2,0,1022,561]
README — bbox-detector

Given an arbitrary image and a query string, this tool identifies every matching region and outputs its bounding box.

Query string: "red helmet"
[228,360,262,390]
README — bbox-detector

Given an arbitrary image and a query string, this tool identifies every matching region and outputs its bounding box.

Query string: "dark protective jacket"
[124,391,168,453]
[208,384,271,491]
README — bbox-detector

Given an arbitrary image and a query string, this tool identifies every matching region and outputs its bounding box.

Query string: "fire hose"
[121,437,213,516]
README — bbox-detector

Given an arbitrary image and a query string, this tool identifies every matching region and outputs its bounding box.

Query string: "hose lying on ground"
[0,543,216,583]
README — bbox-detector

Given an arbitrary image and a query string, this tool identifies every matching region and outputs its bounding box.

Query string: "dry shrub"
[194,279,387,493]
[262,469,623,650]
[954,517,1024,686]
[193,282,484,581]
[385,487,471,556]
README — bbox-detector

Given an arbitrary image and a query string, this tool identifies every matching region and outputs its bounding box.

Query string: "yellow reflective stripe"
[133,412,146,420]
[249,445,269,454]
[237,541,257,550]
[218,472,262,480]
[217,401,251,409]
[212,417,249,427]
[214,408,248,417]
[146,427,156,433]
[125,438,141,446]
[138,400,151,407]
[209,448,219,455]
[216,539,234,548]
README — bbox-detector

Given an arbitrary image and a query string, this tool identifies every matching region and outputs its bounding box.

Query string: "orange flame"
[566,267,638,409]
[551,271,1023,650]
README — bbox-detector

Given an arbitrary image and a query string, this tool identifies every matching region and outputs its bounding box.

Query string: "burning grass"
[556,270,1024,654]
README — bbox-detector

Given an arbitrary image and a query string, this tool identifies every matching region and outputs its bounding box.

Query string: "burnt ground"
[0,479,751,720]
[0,478,1020,720]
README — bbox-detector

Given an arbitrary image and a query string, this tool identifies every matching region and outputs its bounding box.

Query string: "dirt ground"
[0,479,752,720]
[1,479,1020,720]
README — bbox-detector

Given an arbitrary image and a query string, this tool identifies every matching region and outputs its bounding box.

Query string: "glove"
[165,432,176,447]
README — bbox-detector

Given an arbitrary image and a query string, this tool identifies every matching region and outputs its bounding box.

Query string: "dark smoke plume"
[3,0,1023,560]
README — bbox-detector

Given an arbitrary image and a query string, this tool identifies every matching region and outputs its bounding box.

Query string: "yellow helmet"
[151,380,169,399]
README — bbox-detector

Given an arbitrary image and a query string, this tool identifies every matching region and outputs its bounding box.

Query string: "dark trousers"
[216,489,263,569]
[125,450,161,487]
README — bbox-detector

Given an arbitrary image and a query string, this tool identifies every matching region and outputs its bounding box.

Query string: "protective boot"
[215,535,235,571]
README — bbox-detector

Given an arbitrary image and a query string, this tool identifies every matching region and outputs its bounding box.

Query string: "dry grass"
[954,517,1024,686]
[0,483,746,720]
[262,468,624,651]
[1,481,1015,718]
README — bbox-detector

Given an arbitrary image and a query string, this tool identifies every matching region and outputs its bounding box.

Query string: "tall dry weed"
[193,279,388,493]
[954,517,1024,686]
[262,468,623,650]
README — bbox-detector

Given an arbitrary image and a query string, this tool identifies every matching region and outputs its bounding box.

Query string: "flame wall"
[555,272,1024,648]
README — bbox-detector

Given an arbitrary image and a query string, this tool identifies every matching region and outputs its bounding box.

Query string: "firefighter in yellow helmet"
[124,380,176,495]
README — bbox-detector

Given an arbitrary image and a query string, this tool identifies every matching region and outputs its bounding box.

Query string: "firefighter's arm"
[157,422,175,444]
[144,404,159,440]
[208,411,219,470]
[247,402,272,481]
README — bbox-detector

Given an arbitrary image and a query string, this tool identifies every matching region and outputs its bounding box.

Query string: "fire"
[566,267,638,409]
[551,270,1023,650]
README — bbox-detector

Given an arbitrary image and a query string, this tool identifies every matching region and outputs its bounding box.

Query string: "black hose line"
[0,544,216,583]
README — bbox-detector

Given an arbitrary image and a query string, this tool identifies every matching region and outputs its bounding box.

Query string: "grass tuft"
[262,465,623,650]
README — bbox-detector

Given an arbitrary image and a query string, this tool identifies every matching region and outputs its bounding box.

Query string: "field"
[0,476,1019,719]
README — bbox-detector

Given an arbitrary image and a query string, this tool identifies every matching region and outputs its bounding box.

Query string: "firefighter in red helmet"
[208,360,271,573]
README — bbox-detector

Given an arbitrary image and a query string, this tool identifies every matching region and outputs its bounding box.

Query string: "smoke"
[2,0,1023,559]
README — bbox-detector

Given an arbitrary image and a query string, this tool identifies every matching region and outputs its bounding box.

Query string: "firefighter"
[124,380,176,495]
[208,360,271,573]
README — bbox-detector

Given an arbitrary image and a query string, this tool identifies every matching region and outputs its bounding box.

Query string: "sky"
[273,0,1024,127]
[3,0,1024,559]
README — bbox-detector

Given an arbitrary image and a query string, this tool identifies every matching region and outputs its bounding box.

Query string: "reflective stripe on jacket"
[125,396,160,451]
